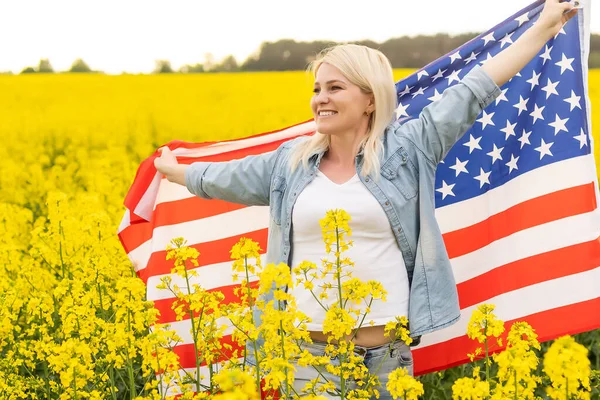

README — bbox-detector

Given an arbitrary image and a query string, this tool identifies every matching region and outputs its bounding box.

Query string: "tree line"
[6,33,600,74]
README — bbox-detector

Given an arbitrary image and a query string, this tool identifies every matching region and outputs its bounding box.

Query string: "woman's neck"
[325,132,368,167]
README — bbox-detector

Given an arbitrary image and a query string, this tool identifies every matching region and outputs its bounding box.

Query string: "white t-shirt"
[289,169,410,331]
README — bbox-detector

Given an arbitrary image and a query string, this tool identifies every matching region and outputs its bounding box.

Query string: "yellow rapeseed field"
[0,70,598,398]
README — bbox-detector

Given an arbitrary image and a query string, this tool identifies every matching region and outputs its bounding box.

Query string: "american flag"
[118,0,600,389]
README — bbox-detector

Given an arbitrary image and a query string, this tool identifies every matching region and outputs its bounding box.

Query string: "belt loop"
[353,345,367,357]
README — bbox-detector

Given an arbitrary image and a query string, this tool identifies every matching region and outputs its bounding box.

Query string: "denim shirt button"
[365,178,370,182]
[385,201,390,206]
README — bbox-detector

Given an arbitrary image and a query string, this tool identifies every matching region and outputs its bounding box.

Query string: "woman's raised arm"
[481,0,578,87]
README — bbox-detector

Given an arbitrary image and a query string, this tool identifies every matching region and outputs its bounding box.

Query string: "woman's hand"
[481,0,579,87]
[154,147,178,173]
[536,0,579,38]
[154,147,188,186]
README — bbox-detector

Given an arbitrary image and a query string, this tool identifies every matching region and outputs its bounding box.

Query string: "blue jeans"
[292,340,414,399]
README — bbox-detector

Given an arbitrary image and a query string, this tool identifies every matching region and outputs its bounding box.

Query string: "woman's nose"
[315,90,329,104]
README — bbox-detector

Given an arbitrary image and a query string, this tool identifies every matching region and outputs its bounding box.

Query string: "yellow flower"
[386,367,424,400]
[466,303,505,345]
[543,335,591,399]
[212,368,260,400]
[452,376,490,400]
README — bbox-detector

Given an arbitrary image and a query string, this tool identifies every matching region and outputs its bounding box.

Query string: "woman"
[154,1,578,397]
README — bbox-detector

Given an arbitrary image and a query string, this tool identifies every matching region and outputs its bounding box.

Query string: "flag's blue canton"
[394,1,590,208]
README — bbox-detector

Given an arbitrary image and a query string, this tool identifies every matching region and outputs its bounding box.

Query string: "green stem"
[279,307,289,398]
[183,263,203,393]
[42,361,51,398]
[155,344,164,399]
[109,367,118,400]
[334,225,347,399]
[484,320,490,383]
[73,368,78,400]
[126,293,137,399]
[514,370,517,400]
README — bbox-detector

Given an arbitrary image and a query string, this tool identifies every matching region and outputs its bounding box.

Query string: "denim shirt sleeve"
[184,148,283,206]
[397,65,501,165]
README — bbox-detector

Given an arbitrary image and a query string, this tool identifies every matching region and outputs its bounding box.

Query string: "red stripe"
[118,220,153,255]
[443,183,597,259]
[154,281,259,323]
[153,197,248,228]
[138,228,268,284]
[173,334,244,369]
[457,239,600,309]
[412,297,600,376]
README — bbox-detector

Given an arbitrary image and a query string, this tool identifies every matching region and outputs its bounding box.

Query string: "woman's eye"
[313,88,320,93]
[331,86,341,90]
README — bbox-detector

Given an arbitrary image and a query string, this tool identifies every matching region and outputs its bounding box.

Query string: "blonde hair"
[290,44,397,178]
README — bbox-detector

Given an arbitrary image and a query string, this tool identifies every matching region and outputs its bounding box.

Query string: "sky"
[1,0,597,74]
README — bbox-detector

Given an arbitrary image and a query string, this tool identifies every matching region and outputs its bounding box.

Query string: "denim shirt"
[186,65,501,346]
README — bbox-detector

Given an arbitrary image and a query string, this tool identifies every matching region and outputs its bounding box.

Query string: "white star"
[540,45,553,65]
[487,143,504,165]
[482,32,496,46]
[548,114,569,135]
[398,85,413,97]
[518,129,532,149]
[513,95,529,116]
[541,78,560,99]
[428,89,443,102]
[554,26,567,38]
[436,180,456,200]
[555,53,575,74]
[480,52,494,65]
[449,51,462,64]
[465,51,479,64]
[499,33,514,48]
[395,102,410,118]
[526,70,541,90]
[476,110,495,130]
[445,69,462,85]
[463,134,482,154]
[495,88,509,105]
[505,154,520,174]
[449,157,469,177]
[530,104,545,124]
[500,120,517,141]
[563,90,582,111]
[474,168,492,188]
[534,138,554,160]
[574,128,588,149]
[515,13,529,26]
[411,86,427,98]
[431,68,447,81]
[417,70,429,81]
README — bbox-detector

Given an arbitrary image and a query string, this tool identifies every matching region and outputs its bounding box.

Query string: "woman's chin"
[315,123,337,136]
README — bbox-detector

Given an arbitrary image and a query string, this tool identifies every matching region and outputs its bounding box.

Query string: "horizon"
[1,0,598,74]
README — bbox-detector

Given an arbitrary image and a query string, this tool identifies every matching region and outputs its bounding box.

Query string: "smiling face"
[311,62,374,136]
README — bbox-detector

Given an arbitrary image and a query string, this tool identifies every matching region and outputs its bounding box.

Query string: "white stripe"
[435,154,597,233]
[416,266,600,348]
[118,210,130,234]
[135,172,162,221]
[156,178,195,204]
[131,206,269,272]
[452,208,600,284]
[150,318,237,345]
[171,121,314,159]
[151,206,269,254]
[147,255,262,301]
[128,239,152,272]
